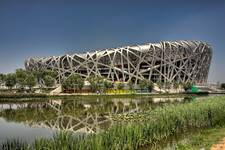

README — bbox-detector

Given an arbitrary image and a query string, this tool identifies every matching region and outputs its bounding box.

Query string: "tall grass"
[1,139,30,150]
[2,96,225,150]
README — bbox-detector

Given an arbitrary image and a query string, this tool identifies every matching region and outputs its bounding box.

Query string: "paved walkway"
[211,137,225,150]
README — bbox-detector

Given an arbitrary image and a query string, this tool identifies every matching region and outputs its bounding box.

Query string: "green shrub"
[221,83,225,89]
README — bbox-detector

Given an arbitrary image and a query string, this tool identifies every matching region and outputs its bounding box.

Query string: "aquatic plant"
[2,96,225,150]
[1,139,30,150]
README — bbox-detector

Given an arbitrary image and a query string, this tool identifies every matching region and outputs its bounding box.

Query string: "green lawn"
[166,126,225,150]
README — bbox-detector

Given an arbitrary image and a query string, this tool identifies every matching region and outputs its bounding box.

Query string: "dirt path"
[211,137,225,150]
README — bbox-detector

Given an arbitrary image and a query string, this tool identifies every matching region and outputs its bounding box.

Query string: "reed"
[1,139,30,150]
[2,96,225,150]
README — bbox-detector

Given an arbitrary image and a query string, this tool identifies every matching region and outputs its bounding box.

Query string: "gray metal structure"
[25,40,212,84]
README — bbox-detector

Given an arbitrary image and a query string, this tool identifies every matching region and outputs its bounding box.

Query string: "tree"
[43,75,55,87]
[33,69,57,86]
[173,82,180,93]
[15,68,27,89]
[146,81,154,92]
[62,74,84,92]
[77,77,84,90]
[103,80,113,92]
[221,83,225,89]
[139,79,147,90]
[117,82,124,90]
[156,81,164,93]
[32,69,58,93]
[25,74,37,91]
[164,81,171,92]
[139,79,154,92]
[182,82,193,92]
[33,70,44,85]
[5,73,17,89]
[87,75,104,92]
[0,73,6,85]
[42,70,57,79]
[127,80,134,90]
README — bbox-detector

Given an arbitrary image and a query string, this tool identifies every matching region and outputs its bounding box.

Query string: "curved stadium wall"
[25,40,212,85]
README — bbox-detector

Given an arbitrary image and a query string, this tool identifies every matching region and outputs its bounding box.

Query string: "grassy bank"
[0,92,206,100]
[2,96,225,150]
[0,93,48,99]
[165,125,225,150]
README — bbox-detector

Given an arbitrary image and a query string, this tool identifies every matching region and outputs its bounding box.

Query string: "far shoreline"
[0,92,222,100]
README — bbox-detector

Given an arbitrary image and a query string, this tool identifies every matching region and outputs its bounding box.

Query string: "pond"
[0,95,199,145]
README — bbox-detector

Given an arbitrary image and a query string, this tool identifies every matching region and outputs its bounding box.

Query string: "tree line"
[0,69,57,92]
[0,69,194,93]
[61,74,194,93]
[61,75,155,93]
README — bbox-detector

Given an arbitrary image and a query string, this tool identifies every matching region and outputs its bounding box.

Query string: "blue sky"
[0,0,225,83]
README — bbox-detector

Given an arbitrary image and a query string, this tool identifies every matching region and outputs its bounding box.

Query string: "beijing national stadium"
[25,40,212,85]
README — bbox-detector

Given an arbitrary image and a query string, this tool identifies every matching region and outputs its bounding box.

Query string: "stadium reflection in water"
[0,96,194,144]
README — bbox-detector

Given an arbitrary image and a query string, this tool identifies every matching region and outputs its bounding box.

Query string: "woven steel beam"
[25,40,212,85]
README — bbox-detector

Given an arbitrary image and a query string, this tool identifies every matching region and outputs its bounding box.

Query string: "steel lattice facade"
[25,40,212,84]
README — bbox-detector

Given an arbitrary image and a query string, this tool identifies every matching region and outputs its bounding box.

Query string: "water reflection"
[0,117,54,145]
[0,96,193,136]
[152,97,185,102]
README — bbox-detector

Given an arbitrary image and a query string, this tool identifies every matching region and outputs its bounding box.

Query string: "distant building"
[25,40,212,85]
